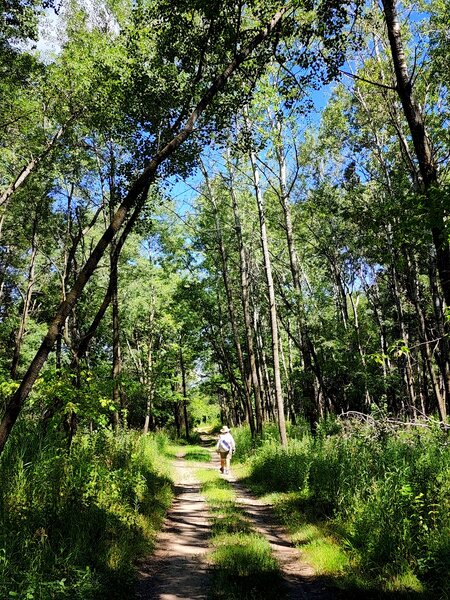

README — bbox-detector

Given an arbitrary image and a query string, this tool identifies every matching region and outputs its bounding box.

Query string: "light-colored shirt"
[217,432,236,452]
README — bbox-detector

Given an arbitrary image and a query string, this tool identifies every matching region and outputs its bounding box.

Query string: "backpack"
[218,437,231,453]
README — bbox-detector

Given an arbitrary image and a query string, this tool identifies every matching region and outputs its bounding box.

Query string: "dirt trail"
[135,456,211,600]
[135,448,338,600]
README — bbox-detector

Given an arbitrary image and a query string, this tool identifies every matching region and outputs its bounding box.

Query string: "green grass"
[0,425,173,600]
[182,446,212,462]
[233,421,450,599]
[196,468,286,600]
[165,444,212,462]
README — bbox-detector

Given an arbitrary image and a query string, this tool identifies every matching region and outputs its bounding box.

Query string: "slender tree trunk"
[0,117,76,209]
[0,211,5,245]
[229,162,263,434]
[10,219,38,379]
[273,119,321,427]
[392,275,417,412]
[202,163,255,434]
[173,381,181,438]
[254,306,275,421]
[347,289,371,409]
[109,147,123,428]
[428,255,450,409]
[406,252,447,421]
[110,241,122,427]
[143,299,156,434]
[365,276,393,404]
[248,132,287,448]
[72,202,143,365]
[179,345,190,440]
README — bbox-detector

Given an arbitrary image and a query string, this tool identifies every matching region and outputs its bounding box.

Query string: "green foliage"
[0,426,172,599]
[231,425,260,462]
[240,422,450,597]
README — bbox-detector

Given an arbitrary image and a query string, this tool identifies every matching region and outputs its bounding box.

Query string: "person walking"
[216,425,236,474]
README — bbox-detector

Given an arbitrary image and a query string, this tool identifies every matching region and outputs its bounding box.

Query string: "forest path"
[135,452,211,600]
[135,439,338,600]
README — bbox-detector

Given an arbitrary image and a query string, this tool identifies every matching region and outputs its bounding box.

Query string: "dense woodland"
[1,0,450,597]
[1,0,450,443]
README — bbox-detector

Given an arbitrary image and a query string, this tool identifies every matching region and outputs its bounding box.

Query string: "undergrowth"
[0,423,172,600]
[233,420,450,599]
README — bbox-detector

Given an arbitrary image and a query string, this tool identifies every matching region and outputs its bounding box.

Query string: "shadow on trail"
[135,453,211,600]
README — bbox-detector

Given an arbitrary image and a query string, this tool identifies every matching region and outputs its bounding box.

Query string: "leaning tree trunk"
[382,0,450,313]
[0,115,77,210]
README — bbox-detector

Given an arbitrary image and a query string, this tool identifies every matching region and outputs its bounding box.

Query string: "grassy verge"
[231,422,450,599]
[0,426,173,600]
[166,443,212,462]
[196,467,286,600]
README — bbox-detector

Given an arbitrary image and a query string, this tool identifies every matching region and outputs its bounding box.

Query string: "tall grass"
[235,420,450,597]
[0,424,172,600]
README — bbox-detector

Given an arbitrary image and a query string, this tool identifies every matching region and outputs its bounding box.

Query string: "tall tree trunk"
[347,288,371,409]
[109,147,123,428]
[228,160,263,435]
[428,256,450,410]
[143,298,156,435]
[179,344,190,440]
[273,117,322,427]
[254,306,275,421]
[406,251,447,421]
[110,241,122,428]
[248,130,287,448]
[391,271,417,413]
[381,0,450,312]
[201,162,255,434]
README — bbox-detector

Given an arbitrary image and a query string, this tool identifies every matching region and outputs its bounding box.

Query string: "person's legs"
[225,452,231,473]
[219,453,226,472]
